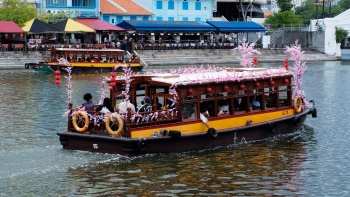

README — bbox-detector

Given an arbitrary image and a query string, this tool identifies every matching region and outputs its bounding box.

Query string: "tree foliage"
[37,10,74,24]
[265,11,303,28]
[277,0,293,12]
[0,0,37,26]
[338,0,350,10]
[335,27,348,43]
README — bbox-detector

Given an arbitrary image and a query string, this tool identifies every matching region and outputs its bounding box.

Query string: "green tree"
[0,0,37,26]
[338,0,350,10]
[265,11,303,28]
[295,0,316,24]
[37,10,74,24]
[335,27,348,43]
[277,0,293,12]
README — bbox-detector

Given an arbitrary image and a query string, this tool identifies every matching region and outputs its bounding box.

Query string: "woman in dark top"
[96,98,115,113]
[79,93,95,111]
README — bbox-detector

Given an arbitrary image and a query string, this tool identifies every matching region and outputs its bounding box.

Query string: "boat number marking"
[282,110,289,115]
[93,144,98,149]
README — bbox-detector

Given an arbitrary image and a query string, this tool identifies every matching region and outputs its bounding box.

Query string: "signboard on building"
[76,11,99,18]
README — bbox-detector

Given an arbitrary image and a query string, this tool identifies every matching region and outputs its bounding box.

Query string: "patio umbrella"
[22,18,61,34]
[54,19,95,33]
[76,18,125,32]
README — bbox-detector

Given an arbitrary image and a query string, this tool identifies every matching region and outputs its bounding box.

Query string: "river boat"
[24,48,142,73]
[57,64,317,156]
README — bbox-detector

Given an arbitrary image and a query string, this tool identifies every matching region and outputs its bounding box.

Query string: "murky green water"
[0,61,349,196]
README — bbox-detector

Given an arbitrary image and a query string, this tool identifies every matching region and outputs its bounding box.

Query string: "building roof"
[76,18,125,31]
[100,0,153,15]
[117,20,216,32]
[0,21,24,33]
[206,21,267,32]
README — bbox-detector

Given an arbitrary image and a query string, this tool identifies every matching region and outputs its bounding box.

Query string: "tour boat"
[24,48,142,73]
[57,41,317,156]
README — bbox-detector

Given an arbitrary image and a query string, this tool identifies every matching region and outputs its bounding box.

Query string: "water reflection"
[65,129,314,196]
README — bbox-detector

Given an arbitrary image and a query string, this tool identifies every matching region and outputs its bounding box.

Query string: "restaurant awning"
[117,20,216,32]
[206,21,266,33]
[76,18,125,32]
[54,19,96,33]
[0,21,24,33]
[22,18,61,34]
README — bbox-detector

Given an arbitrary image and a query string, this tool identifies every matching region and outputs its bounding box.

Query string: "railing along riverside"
[270,27,284,45]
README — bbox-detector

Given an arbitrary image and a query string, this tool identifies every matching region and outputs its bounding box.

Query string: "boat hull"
[57,109,310,156]
[25,62,142,73]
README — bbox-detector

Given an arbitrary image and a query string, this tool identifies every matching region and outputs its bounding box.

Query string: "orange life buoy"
[105,113,124,136]
[72,111,89,132]
[293,96,303,113]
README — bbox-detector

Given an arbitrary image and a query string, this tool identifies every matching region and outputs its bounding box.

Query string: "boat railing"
[125,109,179,129]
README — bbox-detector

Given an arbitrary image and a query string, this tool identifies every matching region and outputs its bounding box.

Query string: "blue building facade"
[40,0,100,18]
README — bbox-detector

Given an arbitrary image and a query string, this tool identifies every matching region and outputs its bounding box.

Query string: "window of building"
[142,16,149,21]
[183,17,188,21]
[168,1,174,10]
[72,0,94,7]
[195,17,201,21]
[130,16,137,20]
[182,2,188,10]
[46,0,67,6]
[156,17,163,21]
[116,16,123,24]
[168,17,174,21]
[156,1,163,9]
[195,2,201,10]
[111,19,115,24]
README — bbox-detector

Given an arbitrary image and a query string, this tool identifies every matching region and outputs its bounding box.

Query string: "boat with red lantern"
[57,41,317,156]
[24,48,142,73]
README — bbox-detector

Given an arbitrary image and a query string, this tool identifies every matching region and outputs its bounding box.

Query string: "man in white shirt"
[118,99,136,114]
[200,107,210,129]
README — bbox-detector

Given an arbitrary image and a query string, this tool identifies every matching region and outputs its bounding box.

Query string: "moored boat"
[57,41,317,156]
[25,48,142,73]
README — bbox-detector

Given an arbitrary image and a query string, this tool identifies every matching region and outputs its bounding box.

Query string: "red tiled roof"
[0,21,24,33]
[100,0,153,15]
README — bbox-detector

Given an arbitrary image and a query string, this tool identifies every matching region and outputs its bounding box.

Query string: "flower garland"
[235,38,261,68]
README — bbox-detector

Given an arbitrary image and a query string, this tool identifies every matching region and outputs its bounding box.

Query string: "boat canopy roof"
[116,68,292,86]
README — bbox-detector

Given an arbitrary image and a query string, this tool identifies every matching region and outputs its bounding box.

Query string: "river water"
[0,61,349,196]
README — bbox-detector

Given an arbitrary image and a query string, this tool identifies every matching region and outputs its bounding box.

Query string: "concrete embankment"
[0,49,340,70]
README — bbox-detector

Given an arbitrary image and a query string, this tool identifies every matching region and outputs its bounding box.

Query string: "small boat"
[24,48,142,73]
[57,41,317,156]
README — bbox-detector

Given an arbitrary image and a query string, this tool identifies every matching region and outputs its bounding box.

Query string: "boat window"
[67,54,73,62]
[182,103,196,120]
[278,86,290,107]
[76,54,82,62]
[100,55,107,63]
[265,87,277,109]
[249,89,263,111]
[234,90,248,112]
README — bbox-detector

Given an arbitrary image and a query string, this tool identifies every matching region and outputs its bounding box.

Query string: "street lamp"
[313,1,321,19]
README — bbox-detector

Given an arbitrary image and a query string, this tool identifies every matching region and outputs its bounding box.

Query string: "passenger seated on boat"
[137,96,152,112]
[78,93,95,111]
[164,98,174,110]
[182,103,195,119]
[200,106,210,129]
[118,98,136,114]
[86,57,91,62]
[156,97,162,110]
[77,57,82,62]
[250,96,261,110]
[218,99,230,115]
[67,56,71,62]
[96,98,115,114]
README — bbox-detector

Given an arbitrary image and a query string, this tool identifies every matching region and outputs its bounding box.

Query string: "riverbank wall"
[0,49,340,69]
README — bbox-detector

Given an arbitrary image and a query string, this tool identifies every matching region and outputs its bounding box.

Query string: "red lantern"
[55,69,61,85]
[20,33,23,38]
[284,78,289,83]
[110,82,116,87]
[255,82,260,87]
[110,72,116,77]
[284,59,289,70]
[270,80,275,85]
[12,34,15,38]
[4,34,8,38]
[206,87,212,93]
[110,77,116,82]
[108,86,113,90]
[253,57,258,67]
[188,88,194,94]
[223,85,229,91]
[240,84,245,89]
